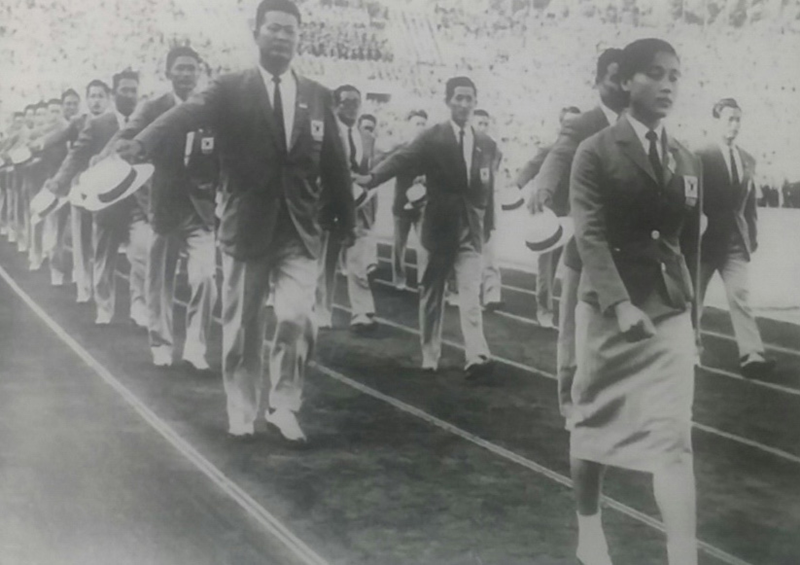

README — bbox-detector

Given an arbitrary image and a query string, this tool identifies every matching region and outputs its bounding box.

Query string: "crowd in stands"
[3,0,800,192]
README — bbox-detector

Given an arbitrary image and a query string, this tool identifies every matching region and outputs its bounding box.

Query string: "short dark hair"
[445,76,477,103]
[333,84,361,105]
[47,98,62,106]
[561,106,581,115]
[86,79,111,95]
[112,69,140,91]
[712,97,741,118]
[34,101,48,111]
[13,111,23,117]
[406,109,428,121]
[619,38,677,82]
[358,114,376,126]
[61,88,80,101]
[166,46,201,73]
[23,104,35,113]
[255,0,302,30]
[595,48,623,84]
[473,109,490,118]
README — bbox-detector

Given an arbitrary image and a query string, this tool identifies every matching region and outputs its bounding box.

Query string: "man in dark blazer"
[46,70,151,327]
[316,84,377,332]
[38,80,112,302]
[112,46,217,371]
[523,48,627,418]
[357,76,497,381]
[692,98,774,378]
[118,0,355,441]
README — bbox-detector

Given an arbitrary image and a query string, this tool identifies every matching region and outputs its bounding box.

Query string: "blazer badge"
[480,167,491,183]
[201,136,214,155]
[311,119,324,142]
[684,175,698,207]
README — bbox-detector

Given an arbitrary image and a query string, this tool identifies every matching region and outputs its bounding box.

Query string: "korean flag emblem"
[684,175,698,207]
[480,167,491,183]
[201,137,214,155]
[311,120,324,142]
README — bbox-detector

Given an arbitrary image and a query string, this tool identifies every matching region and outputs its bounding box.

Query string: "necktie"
[459,127,467,179]
[347,127,359,172]
[646,129,662,185]
[729,146,740,186]
[272,75,287,153]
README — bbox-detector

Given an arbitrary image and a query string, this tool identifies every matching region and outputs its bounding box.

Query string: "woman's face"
[623,51,681,123]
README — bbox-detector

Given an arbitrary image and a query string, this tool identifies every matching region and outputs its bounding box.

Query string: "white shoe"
[315,310,332,329]
[265,408,307,442]
[7,231,16,243]
[537,310,556,329]
[76,288,91,304]
[50,270,65,287]
[576,547,613,565]
[228,415,255,437]
[182,349,210,371]
[446,293,459,307]
[95,312,112,325]
[152,346,173,367]
[394,281,408,292]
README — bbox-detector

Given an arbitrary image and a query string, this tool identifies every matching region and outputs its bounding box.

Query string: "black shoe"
[483,301,505,313]
[351,319,378,335]
[465,359,495,382]
[740,354,777,379]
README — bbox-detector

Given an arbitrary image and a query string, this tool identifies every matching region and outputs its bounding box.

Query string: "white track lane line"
[311,363,754,565]
[372,276,800,398]
[0,265,330,565]
[332,303,800,466]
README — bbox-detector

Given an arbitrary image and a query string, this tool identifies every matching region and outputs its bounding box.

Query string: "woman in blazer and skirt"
[568,38,702,565]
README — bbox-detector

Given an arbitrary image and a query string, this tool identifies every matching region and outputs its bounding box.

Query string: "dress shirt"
[719,141,744,185]
[451,120,474,183]
[115,110,131,130]
[598,100,619,127]
[627,114,665,163]
[258,65,296,150]
[337,118,363,169]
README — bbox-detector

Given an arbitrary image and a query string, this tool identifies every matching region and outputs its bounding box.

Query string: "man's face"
[358,118,376,136]
[254,11,299,68]
[168,55,200,96]
[48,103,62,122]
[34,107,48,127]
[336,90,361,125]
[12,116,24,130]
[447,85,477,126]
[114,78,139,116]
[716,106,742,143]
[409,115,427,134]
[473,115,490,133]
[86,86,110,115]
[62,95,80,119]
[622,51,681,123]
[597,61,626,112]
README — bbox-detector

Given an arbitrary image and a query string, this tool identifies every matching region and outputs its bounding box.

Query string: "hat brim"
[31,195,69,225]
[501,195,525,211]
[525,218,574,254]
[74,164,154,212]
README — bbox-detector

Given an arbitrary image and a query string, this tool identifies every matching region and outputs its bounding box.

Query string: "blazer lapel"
[289,73,309,153]
[443,123,468,188]
[470,134,483,189]
[615,117,659,187]
[663,135,680,188]
[249,68,284,153]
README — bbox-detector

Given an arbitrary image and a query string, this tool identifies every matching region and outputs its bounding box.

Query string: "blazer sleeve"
[50,118,97,196]
[531,120,581,206]
[745,155,758,250]
[368,130,427,188]
[515,146,547,189]
[136,80,222,158]
[570,139,630,313]
[319,92,355,234]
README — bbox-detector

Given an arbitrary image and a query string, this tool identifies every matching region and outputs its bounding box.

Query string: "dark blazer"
[113,92,216,234]
[368,121,497,254]
[50,112,139,226]
[696,144,757,264]
[571,115,703,321]
[134,68,354,260]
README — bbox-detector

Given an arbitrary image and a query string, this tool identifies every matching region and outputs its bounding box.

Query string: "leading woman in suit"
[568,39,702,565]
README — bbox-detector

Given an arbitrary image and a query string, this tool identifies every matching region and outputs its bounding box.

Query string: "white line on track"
[0,265,329,565]
[371,276,800,398]
[311,362,754,565]
[332,303,800,465]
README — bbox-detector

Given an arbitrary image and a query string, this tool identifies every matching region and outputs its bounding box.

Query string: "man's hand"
[614,300,656,342]
[115,139,144,163]
[28,139,44,153]
[339,229,357,249]
[526,186,551,214]
[353,174,372,188]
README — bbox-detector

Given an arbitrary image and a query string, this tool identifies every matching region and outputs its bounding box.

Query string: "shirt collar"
[337,117,356,134]
[451,120,472,138]
[598,100,619,127]
[719,140,738,154]
[114,110,130,129]
[258,64,295,87]
[626,114,665,153]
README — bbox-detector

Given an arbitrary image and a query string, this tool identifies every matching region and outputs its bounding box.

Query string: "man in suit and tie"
[693,98,775,378]
[37,80,112,303]
[44,70,151,327]
[357,76,497,381]
[113,46,217,371]
[316,84,378,333]
[117,0,355,441]
[524,48,627,418]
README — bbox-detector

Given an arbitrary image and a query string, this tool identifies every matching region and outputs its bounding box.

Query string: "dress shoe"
[76,292,91,304]
[182,349,210,371]
[265,408,307,442]
[7,231,16,243]
[94,312,112,325]
[465,358,495,382]
[152,346,173,367]
[130,309,148,330]
[740,353,776,379]
[445,292,459,307]
[228,414,255,437]
[393,280,408,292]
[537,309,556,329]
[50,270,65,287]
[483,300,504,313]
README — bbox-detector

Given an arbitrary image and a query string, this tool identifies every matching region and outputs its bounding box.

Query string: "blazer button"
[651,230,661,240]
[661,262,667,272]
